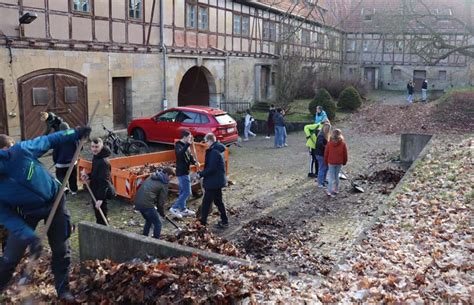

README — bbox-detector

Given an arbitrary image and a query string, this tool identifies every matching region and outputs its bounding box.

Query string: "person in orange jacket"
[324,129,348,197]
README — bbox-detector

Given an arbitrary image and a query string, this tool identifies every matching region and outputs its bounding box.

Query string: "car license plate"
[227,128,234,133]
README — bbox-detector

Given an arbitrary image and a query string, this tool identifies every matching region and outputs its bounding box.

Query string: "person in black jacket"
[198,133,228,229]
[265,104,276,139]
[406,81,414,104]
[81,138,114,225]
[53,124,79,195]
[316,123,331,188]
[134,167,175,239]
[40,112,70,135]
[421,79,428,103]
[169,130,199,218]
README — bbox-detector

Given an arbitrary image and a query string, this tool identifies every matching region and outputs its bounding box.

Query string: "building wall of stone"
[0,48,162,138]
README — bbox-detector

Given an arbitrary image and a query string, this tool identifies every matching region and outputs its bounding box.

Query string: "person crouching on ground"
[81,137,114,225]
[243,109,256,141]
[304,122,323,178]
[0,127,91,302]
[40,111,69,135]
[134,167,175,239]
[316,123,331,188]
[198,133,229,229]
[324,129,348,197]
[169,130,199,218]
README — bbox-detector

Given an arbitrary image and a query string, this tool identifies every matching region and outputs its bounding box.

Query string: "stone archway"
[178,66,217,108]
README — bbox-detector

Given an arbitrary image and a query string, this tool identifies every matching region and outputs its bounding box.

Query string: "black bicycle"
[102,124,150,156]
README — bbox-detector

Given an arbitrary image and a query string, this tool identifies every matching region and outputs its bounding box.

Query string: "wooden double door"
[19,69,88,139]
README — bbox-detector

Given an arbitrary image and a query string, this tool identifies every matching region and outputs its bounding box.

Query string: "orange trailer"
[78,142,229,202]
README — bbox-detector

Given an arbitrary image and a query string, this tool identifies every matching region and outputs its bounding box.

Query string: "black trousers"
[0,197,71,295]
[93,200,108,226]
[309,148,318,174]
[200,188,228,226]
[56,165,78,193]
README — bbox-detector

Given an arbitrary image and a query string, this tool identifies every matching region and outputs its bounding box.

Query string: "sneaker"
[213,221,229,229]
[169,208,183,219]
[70,191,77,196]
[308,173,315,178]
[252,134,257,137]
[284,143,288,147]
[318,184,326,188]
[265,136,270,139]
[243,138,249,142]
[180,208,196,217]
[326,192,335,198]
[58,291,75,302]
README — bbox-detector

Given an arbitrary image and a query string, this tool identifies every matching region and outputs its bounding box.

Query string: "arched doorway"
[18,69,88,139]
[178,66,217,108]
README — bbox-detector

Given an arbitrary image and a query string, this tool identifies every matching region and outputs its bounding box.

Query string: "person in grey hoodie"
[134,167,175,239]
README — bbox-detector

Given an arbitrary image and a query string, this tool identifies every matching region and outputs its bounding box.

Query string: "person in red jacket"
[324,129,348,197]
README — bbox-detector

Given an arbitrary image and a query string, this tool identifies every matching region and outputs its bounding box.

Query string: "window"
[329,36,336,50]
[363,40,370,52]
[281,24,296,44]
[65,87,78,104]
[316,32,324,46]
[155,111,179,122]
[214,114,236,125]
[32,88,48,106]
[242,16,250,37]
[263,21,276,41]
[186,2,196,28]
[392,69,402,80]
[187,1,208,31]
[233,14,241,35]
[198,6,208,31]
[301,29,311,46]
[177,111,199,123]
[439,70,447,80]
[73,0,90,13]
[198,114,210,124]
[129,0,142,19]
[384,40,394,52]
[347,40,356,51]
[395,40,404,52]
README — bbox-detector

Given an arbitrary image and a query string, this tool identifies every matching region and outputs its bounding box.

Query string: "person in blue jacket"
[0,127,90,301]
[197,133,229,229]
[314,106,328,124]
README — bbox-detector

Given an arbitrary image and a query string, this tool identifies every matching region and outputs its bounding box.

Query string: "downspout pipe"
[160,0,168,110]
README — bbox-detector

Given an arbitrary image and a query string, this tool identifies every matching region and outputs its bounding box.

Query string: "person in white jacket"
[244,109,257,141]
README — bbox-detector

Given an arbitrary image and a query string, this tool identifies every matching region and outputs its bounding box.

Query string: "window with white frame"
[301,29,311,46]
[347,40,356,51]
[73,0,90,13]
[186,1,197,28]
[263,21,276,41]
[129,0,142,19]
[233,14,241,35]
[198,6,208,31]
[242,16,250,37]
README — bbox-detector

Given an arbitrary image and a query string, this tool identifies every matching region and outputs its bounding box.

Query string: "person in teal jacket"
[314,106,328,124]
[304,122,323,178]
[0,127,90,301]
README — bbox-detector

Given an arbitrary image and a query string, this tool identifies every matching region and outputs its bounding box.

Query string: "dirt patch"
[367,167,405,184]
[234,216,332,276]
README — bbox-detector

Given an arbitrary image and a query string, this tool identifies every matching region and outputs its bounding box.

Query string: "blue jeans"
[274,126,285,147]
[244,124,255,139]
[422,89,427,101]
[316,155,328,186]
[327,164,342,194]
[138,208,162,238]
[283,127,287,145]
[172,175,191,210]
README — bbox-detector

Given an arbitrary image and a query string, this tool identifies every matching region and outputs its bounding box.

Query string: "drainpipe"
[160,0,168,110]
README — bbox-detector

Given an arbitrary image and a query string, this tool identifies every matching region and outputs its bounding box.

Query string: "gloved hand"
[29,237,43,260]
[77,126,92,139]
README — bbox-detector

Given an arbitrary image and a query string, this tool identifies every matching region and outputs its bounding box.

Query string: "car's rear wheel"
[132,128,146,142]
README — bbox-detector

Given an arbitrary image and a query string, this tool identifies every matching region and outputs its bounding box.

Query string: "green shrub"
[308,88,336,120]
[338,86,362,111]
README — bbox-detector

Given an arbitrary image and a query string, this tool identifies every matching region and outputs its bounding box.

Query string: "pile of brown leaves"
[368,167,405,184]
[235,216,333,276]
[352,91,474,135]
[317,137,473,303]
[163,222,243,258]
[4,256,324,304]
[125,162,176,176]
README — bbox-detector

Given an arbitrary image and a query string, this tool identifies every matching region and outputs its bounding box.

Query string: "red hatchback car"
[127,106,239,145]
